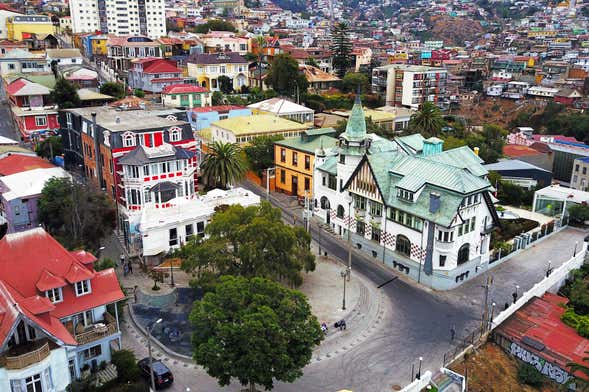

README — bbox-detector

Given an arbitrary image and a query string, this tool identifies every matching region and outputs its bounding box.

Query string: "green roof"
[342,96,366,142]
[276,135,337,154]
[424,146,488,177]
[396,134,425,153]
[316,155,337,174]
[9,73,56,89]
[0,145,33,156]
[304,127,336,137]
[212,114,307,136]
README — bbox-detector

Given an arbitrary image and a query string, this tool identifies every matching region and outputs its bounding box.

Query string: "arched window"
[320,196,330,210]
[458,244,470,265]
[336,205,345,218]
[169,127,181,142]
[396,234,411,257]
[122,132,135,147]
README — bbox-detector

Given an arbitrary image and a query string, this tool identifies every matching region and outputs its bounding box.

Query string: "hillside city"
[3,0,589,391]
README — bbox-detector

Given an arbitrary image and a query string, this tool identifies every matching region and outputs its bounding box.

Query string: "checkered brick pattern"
[383,231,395,247]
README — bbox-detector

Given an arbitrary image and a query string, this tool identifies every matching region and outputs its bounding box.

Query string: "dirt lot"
[449,343,560,392]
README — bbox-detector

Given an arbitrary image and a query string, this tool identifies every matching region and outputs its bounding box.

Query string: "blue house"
[187,105,252,131]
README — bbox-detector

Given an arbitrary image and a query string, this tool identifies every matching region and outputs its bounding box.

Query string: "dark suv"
[138,357,174,389]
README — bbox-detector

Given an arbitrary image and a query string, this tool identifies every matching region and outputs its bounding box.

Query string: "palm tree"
[200,142,247,189]
[408,101,445,137]
[256,35,267,90]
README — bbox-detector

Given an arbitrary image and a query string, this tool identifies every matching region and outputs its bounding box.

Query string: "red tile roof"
[496,293,589,378]
[5,78,27,96]
[0,154,55,176]
[162,84,208,94]
[503,144,543,158]
[142,59,182,74]
[190,105,244,113]
[70,250,97,265]
[0,228,124,345]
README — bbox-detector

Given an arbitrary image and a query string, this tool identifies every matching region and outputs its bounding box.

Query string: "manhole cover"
[391,385,402,391]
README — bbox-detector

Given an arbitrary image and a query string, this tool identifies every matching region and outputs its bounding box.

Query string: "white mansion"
[313,97,499,290]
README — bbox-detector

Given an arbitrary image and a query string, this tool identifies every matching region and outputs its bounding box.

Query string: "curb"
[125,304,194,363]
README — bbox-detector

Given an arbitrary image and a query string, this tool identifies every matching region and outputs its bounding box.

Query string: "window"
[169,127,181,142]
[387,208,423,232]
[397,188,414,202]
[75,280,91,296]
[437,230,453,242]
[439,255,446,267]
[169,228,178,246]
[576,164,580,172]
[396,235,411,257]
[35,116,47,127]
[470,216,476,232]
[354,194,367,210]
[339,154,345,164]
[584,167,587,175]
[280,148,286,162]
[82,344,102,360]
[45,287,63,303]
[371,226,381,242]
[369,201,382,216]
[356,221,366,235]
[337,205,345,218]
[322,175,326,186]
[196,221,205,236]
[320,196,330,210]
[123,132,135,147]
[304,155,311,170]
[328,174,337,190]
[457,244,470,265]
[304,177,310,191]
[185,224,194,238]
[292,152,298,165]
[280,169,286,183]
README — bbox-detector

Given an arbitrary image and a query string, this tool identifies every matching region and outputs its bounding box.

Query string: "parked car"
[138,357,174,389]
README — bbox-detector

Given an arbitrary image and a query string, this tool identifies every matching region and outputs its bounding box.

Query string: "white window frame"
[75,280,91,296]
[45,287,63,303]
[169,127,181,142]
[122,132,135,147]
[35,116,47,127]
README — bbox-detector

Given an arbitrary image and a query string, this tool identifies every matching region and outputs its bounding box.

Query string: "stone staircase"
[93,364,118,387]
[431,370,462,392]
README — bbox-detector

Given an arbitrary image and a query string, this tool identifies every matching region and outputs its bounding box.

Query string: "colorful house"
[6,15,55,41]
[0,227,125,388]
[128,58,185,93]
[187,105,250,131]
[161,84,210,108]
[186,52,249,91]
[6,77,59,141]
[274,128,337,197]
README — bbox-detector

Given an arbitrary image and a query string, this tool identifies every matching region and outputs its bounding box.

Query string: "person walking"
[128,261,133,274]
[450,325,456,341]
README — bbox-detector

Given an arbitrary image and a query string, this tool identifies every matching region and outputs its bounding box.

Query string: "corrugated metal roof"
[426,146,488,177]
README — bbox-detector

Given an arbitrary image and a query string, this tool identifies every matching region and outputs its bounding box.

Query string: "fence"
[442,328,486,367]
[489,220,559,264]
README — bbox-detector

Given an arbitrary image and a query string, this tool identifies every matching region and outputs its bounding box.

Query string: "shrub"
[95,258,116,271]
[517,363,544,387]
[111,349,140,383]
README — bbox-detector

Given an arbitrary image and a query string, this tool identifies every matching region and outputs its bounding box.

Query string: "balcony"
[0,339,52,370]
[75,312,118,346]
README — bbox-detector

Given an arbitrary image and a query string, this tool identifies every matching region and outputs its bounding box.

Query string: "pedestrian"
[342,319,346,330]
[504,302,509,310]
[450,325,456,341]
[128,261,133,274]
[119,254,125,268]
[123,263,128,276]
[512,292,518,304]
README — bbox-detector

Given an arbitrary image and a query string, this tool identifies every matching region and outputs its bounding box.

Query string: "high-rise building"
[69,0,166,39]
[372,64,447,109]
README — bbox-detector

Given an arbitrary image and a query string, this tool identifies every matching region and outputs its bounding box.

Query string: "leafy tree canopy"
[408,101,445,137]
[176,202,315,288]
[341,72,370,94]
[50,78,81,109]
[568,203,589,225]
[217,75,233,94]
[243,135,284,175]
[38,177,116,251]
[266,54,308,98]
[100,82,126,99]
[193,19,236,34]
[190,275,324,391]
[35,135,63,160]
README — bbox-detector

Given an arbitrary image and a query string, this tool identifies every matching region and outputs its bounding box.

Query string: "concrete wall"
[399,370,432,392]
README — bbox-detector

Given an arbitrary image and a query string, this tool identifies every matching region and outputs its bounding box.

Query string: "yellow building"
[7,15,55,41]
[211,114,308,145]
[187,52,249,91]
[90,35,109,57]
[274,129,337,197]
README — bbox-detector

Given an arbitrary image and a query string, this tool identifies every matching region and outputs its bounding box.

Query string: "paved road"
[0,102,19,141]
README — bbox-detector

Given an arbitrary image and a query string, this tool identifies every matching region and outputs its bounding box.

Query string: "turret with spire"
[339,92,369,153]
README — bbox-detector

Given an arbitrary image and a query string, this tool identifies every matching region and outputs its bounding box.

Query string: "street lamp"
[347,199,352,281]
[148,318,163,392]
[488,302,496,331]
[265,167,275,200]
[340,269,349,310]
[574,241,579,257]
[513,284,520,304]
[546,260,552,278]
[417,356,423,380]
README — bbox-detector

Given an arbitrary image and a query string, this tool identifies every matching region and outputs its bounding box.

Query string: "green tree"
[408,101,445,137]
[305,57,319,68]
[177,202,315,288]
[133,88,145,98]
[330,22,352,78]
[217,75,233,94]
[50,78,81,109]
[193,19,236,33]
[568,204,589,225]
[35,135,63,160]
[442,135,467,151]
[200,141,247,189]
[266,54,308,98]
[190,275,324,392]
[100,82,126,99]
[211,91,224,105]
[38,177,116,251]
[341,72,370,93]
[243,135,284,175]
[111,349,141,383]
[517,363,543,388]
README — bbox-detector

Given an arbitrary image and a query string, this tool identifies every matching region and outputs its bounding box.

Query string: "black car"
[138,357,174,389]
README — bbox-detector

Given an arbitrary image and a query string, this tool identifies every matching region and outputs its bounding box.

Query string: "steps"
[94,364,118,387]
[431,370,461,392]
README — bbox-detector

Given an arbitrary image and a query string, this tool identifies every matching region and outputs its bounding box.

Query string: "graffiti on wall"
[510,342,571,385]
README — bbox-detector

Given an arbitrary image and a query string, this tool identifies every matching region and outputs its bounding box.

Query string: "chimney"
[429,192,441,214]
[474,146,480,156]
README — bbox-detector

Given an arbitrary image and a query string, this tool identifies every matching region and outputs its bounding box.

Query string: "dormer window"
[45,287,63,303]
[75,280,91,296]
[169,127,181,142]
[122,132,135,147]
[397,188,414,202]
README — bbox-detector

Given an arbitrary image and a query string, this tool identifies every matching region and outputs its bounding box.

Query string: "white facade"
[69,0,166,38]
[139,188,260,259]
[0,10,21,40]
[0,347,70,392]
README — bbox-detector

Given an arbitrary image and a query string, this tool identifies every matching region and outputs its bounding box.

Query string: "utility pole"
[347,200,352,281]
[480,275,492,334]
